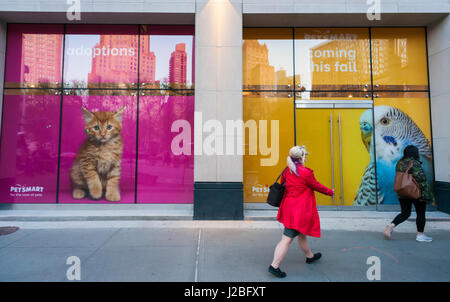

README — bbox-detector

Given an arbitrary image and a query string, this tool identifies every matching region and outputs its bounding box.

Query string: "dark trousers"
[392,198,427,232]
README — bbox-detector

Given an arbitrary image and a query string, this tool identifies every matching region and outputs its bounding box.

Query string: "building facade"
[0,0,449,218]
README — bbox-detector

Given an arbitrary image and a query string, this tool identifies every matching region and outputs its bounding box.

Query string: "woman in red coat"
[269,146,334,278]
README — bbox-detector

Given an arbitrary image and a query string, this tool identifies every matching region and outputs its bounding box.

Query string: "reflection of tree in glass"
[16,95,58,177]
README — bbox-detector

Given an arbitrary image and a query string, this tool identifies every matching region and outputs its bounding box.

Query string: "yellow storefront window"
[371,28,428,91]
[243,28,294,91]
[295,28,371,91]
[243,92,294,202]
[242,28,432,207]
[370,92,433,205]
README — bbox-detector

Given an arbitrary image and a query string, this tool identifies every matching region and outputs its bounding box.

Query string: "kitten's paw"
[89,185,103,200]
[105,189,121,202]
[72,189,86,199]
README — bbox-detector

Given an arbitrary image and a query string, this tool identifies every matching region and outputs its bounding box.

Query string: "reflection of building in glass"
[371,39,397,83]
[243,40,275,89]
[275,69,300,89]
[371,38,411,88]
[310,38,370,91]
[88,35,155,86]
[21,34,63,86]
[275,69,287,86]
[140,36,157,84]
[396,39,408,68]
[371,40,384,77]
[169,43,187,86]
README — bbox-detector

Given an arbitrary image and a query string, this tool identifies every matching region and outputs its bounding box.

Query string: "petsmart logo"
[252,184,269,194]
[10,184,44,193]
[304,30,358,40]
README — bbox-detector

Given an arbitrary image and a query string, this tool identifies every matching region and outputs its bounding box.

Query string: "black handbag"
[266,168,287,207]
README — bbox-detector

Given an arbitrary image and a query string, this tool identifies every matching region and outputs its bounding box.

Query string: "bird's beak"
[360,124,372,151]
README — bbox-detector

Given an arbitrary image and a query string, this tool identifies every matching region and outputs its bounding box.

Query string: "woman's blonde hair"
[287,145,308,175]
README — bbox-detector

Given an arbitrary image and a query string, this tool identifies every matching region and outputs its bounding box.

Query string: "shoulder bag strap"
[275,167,287,183]
[406,160,414,172]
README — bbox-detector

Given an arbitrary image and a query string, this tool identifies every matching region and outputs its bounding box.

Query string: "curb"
[0,216,449,222]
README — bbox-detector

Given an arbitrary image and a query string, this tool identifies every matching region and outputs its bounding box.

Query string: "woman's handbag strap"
[406,160,414,172]
[275,167,287,182]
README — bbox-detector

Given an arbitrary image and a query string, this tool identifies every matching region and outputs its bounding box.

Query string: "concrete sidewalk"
[1,216,450,282]
[0,205,449,222]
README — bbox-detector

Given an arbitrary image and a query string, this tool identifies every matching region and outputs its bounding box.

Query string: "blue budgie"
[354,109,379,206]
[354,105,433,206]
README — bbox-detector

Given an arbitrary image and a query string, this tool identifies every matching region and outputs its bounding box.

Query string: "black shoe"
[268,265,287,278]
[306,252,322,264]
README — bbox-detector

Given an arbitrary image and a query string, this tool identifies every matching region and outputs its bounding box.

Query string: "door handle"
[337,114,344,206]
[330,113,335,205]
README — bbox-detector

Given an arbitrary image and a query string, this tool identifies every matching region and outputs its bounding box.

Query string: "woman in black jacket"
[383,145,435,242]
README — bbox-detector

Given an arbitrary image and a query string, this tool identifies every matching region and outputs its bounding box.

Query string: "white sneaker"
[416,234,432,242]
[383,225,393,240]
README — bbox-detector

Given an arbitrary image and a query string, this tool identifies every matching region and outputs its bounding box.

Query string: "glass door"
[296,100,376,208]
[334,105,375,208]
[296,103,335,207]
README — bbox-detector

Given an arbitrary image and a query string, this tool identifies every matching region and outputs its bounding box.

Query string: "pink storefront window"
[0,90,61,203]
[1,24,195,204]
[58,91,137,204]
[137,91,194,203]
[139,26,195,90]
[63,25,139,89]
[4,24,64,89]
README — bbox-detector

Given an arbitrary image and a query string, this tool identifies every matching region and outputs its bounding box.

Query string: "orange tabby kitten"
[70,106,125,202]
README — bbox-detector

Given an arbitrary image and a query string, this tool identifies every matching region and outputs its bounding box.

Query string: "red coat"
[277,164,333,238]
